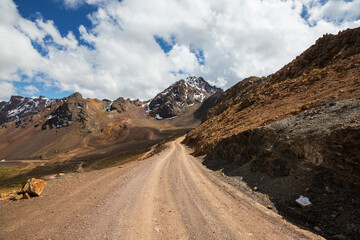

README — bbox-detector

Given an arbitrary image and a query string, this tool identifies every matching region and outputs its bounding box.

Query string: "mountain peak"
[147,76,222,119]
[0,96,52,125]
[68,92,83,99]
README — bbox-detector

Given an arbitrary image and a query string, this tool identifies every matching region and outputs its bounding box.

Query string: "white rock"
[296,195,312,208]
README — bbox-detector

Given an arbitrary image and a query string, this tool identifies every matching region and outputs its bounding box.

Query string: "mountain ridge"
[0,76,219,161]
[0,76,222,126]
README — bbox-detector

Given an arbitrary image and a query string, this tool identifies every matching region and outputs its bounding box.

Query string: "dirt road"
[0,138,322,240]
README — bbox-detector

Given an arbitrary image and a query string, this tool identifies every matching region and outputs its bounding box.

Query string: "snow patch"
[106,101,113,112]
[155,114,163,120]
[155,114,178,120]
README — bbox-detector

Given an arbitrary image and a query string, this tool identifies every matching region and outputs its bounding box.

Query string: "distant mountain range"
[0,76,222,127]
[0,76,221,160]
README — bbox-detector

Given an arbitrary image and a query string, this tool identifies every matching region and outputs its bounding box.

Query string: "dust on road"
[0,138,322,239]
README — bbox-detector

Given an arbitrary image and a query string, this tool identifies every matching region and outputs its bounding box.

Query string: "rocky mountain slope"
[0,96,52,125]
[106,97,143,113]
[184,27,360,239]
[147,76,222,119]
[185,27,360,155]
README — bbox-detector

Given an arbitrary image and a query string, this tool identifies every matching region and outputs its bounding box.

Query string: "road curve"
[0,138,322,240]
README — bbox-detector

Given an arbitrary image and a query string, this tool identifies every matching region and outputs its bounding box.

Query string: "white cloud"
[0,0,360,101]
[0,81,16,100]
[307,0,360,24]
[23,85,39,95]
[61,0,110,9]
[208,77,227,88]
[36,19,78,49]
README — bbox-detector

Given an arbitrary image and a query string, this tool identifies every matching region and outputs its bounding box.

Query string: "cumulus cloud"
[0,82,16,100]
[60,0,109,9]
[208,77,227,88]
[22,85,40,95]
[0,0,360,100]
[307,0,360,24]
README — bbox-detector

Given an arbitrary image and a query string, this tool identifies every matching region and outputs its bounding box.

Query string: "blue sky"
[15,0,96,38]
[1,0,360,101]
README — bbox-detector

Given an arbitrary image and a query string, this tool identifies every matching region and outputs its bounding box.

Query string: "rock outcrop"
[42,92,87,130]
[40,92,101,133]
[107,97,142,113]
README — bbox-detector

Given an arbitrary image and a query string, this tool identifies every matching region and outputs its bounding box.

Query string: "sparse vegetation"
[85,148,151,170]
[0,167,31,192]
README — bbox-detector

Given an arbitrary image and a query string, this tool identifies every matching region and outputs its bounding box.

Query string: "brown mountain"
[184,27,360,239]
[185,27,360,155]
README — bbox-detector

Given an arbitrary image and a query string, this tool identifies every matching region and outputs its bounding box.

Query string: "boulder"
[19,178,47,196]
[22,192,31,199]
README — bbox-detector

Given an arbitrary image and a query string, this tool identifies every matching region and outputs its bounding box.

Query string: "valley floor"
[0,138,321,240]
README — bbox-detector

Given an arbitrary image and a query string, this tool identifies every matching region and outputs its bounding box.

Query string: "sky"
[0,0,360,101]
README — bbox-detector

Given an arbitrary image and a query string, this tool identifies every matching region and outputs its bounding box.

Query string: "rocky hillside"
[204,99,360,239]
[0,96,52,125]
[42,92,88,130]
[185,27,360,155]
[205,99,360,179]
[41,92,108,134]
[107,97,143,113]
[184,27,360,239]
[203,76,264,121]
[147,76,222,119]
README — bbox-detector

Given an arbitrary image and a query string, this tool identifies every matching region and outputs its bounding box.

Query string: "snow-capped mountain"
[147,76,222,119]
[0,96,52,125]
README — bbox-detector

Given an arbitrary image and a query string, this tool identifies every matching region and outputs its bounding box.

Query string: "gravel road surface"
[0,138,322,240]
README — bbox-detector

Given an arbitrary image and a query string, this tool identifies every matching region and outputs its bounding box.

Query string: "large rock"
[19,178,47,197]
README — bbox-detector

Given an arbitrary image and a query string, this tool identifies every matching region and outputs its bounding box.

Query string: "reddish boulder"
[19,178,47,197]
